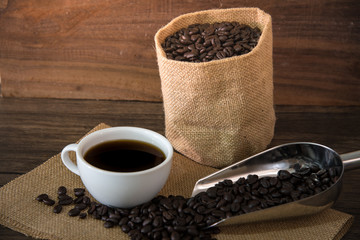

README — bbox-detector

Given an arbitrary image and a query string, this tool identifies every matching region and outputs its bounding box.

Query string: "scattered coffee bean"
[82,196,91,205]
[57,186,67,195]
[68,208,80,217]
[36,165,340,240]
[162,21,261,62]
[104,221,114,228]
[53,205,62,214]
[74,188,85,197]
[43,198,55,206]
[75,203,88,211]
[278,170,291,180]
[74,196,84,204]
[36,193,49,202]
[58,196,73,206]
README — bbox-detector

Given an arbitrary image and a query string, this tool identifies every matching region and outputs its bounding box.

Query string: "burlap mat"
[0,123,353,240]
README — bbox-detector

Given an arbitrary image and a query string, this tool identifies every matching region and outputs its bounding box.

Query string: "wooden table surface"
[0,97,359,239]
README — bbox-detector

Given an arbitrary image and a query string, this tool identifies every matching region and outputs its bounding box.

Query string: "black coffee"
[84,140,166,172]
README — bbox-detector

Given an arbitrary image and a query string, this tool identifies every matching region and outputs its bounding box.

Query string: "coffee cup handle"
[61,144,80,176]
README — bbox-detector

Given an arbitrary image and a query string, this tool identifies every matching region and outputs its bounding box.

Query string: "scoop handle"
[340,150,360,171]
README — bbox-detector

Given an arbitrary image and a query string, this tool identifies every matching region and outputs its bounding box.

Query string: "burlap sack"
[155,8,276,168]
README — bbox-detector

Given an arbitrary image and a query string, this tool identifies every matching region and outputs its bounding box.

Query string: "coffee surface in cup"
[84,140,166,172]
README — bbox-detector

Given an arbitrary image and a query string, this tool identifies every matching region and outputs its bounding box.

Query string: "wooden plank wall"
[0,0,359,105]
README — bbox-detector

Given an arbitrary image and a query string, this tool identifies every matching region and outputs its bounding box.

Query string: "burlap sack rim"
[154,7,271,67]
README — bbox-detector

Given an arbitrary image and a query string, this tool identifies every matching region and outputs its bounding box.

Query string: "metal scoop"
[192,142,360,227]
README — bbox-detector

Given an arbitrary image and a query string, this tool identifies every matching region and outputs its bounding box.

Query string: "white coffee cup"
[61,127,173,208]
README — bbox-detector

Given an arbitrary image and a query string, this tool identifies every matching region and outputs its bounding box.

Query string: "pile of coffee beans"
[36,165,340,240]
[161,21,261,62]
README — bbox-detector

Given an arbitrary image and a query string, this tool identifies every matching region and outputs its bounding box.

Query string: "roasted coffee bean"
[79,213,87,219]
[99,205,108,216]
[132,216,143,224]
[88,202,96,214]
[36,194,49,202]
[92,211,101,220]
[278,170,291,180]
[298,167,311,176]
[223,192,234,202]
[74,196,84,204]
[104,221,114,228]
[186,226,199,236]
[170,231,180,240]
[43,198,55,206]
[211,209,225,218]
[59,197,73,206]
[322,178,330,184]
[109,212,121,220]
[247,174,258,184]
[82,196,91,205]
[140,224,152,234]
[53,205,62,214]
[75,203,88,211]
[216,198,227,208]
[291,190,301,200]
[291,172,302,179]
[269,177,278,186]
[193,213,204,224]
[223,179,233,186]
[310,164,321,173]
[68,208,80,217]
[58,194,70,201]
[258,187,268,195]
[57,186,67,195]
[316,169,327,176]
[74,188,85,197]
[236,177,246,185]
[215,51,227,59]
[118,216,129,226]
[297,185,308,193]
[163,211,175,221]
[121,224,131,233]
[271,191,282,198]
[248,199,260,208]
[290,176,302,185]
[260,178,270,188]
[196,205,207,214]
[279,187,291,196]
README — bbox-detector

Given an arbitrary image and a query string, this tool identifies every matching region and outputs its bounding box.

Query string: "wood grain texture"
[0,0,8,10]
[0,98,360,239]
[0,0,359,104]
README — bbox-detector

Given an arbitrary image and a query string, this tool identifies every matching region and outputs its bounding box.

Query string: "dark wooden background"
[0,0,359,105]
[0,0,360,239]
